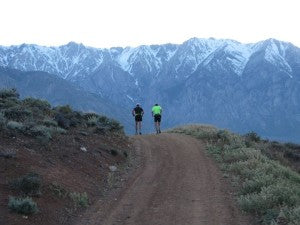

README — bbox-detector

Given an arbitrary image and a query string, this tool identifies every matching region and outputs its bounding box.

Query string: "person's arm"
[141,108,144,116]
[132,109,135,116]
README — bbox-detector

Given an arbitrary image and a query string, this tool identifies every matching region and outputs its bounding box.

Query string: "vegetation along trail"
[82,133,252,225]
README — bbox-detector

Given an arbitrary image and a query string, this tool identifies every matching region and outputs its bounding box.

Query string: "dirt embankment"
[78,133,253,225]
[0,129,130,225]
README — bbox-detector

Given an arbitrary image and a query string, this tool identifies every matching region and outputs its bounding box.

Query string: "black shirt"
[133,106,144,116]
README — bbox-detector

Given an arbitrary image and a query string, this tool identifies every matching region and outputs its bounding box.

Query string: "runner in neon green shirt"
[151,103,162,134]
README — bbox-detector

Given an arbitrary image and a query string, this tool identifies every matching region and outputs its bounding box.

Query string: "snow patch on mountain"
[264,39,292,77]
[117,47,137,73]
[224,43,253,75]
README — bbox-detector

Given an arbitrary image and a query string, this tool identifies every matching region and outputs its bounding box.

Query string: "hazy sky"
[0,0,299,48]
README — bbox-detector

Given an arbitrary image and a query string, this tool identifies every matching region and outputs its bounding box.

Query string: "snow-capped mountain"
[0,38,299,142]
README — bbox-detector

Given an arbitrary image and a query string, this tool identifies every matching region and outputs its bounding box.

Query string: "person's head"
[155,103,158,106]
[136,103,140,107]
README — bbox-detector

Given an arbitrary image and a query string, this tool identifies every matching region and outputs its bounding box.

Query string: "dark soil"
[0,128,131,225]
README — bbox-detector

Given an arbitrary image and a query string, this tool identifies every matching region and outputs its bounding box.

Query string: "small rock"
[0,152,16,159]
[80,147,87,152]
[79,131,88,136]
[109,166,117,172]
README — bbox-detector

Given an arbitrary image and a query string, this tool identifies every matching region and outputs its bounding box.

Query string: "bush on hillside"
[83,112,99,120]
[69,192,89,208]
[3,106,32,122]
[54,113,71,129]
[0,111,6,128]
[284,142,300,150]
[244,131,261,143]
[54,105,73,115]
[29,125,52,142]
[0,89,21,110]
[8,196,38,215]
[22,97,51,118]
[49,182,68,198]
[7,121,25,132]
[0,88,124,139]
[95,116,124,134]
[0,88,19,99]
[9,173,42,196]
[86,115,99,127]
[54,106,84,128]
[42,118,58,127]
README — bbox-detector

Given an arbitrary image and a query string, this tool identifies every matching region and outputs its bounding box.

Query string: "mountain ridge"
[0,37,299,142]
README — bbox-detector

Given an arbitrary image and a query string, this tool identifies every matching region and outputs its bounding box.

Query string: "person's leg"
[153,116,157,133]
[138,121,142,134]
[155,122,158,134]
[157,115,161,133]
[135,121,138,134]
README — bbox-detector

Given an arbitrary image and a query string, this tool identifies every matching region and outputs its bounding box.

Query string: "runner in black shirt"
[132,103,144,135]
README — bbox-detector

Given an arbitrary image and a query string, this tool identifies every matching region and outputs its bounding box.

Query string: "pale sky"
[0,0,299,48]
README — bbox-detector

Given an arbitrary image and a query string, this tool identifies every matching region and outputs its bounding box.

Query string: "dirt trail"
[79,133,252,225]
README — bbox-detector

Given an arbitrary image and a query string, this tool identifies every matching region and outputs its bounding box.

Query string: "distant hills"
[0,38,299,142]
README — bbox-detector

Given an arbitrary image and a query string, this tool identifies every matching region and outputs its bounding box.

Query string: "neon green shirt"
[152,105,162,115]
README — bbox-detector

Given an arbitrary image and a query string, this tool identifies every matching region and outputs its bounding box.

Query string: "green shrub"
[3,106,32,122]
[244,131,261,143]
[10,173,42,195]
[50,126,67,135]
[107,118,124,132]
[216,129,231,145]
[261,208,280,225]
[238,183,298,214]
[22,97,51,116]
[54,107,84,128]
[0,89,20,111]
[284,142,300,150]
[0,111,6,128]
[7,121,24,132]
[69,192,89,208]
[54,105,73,115]
[86,115,98,127]
[278,206,300,225]
[206,145,223,162]
[30,125,52,142]
[223,147,262,163]
[241,174,275,195]
[49,183,68,198]
[42,119,58,127]
[83,112,99,120]
[95,116,124,133]
[8,196,38,215]
[0,88,19,99]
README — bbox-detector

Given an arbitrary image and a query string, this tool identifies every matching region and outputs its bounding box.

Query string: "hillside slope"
[0,90,132,225]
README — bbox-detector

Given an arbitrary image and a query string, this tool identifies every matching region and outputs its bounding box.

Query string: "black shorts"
[154,114,161,122]
[135,115,143,122]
